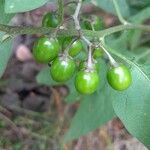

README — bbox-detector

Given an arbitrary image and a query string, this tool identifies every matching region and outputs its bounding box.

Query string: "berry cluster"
[32,12,132,95]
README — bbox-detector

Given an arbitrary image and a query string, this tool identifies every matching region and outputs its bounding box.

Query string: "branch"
[72,0,94,69]
[98,39,118,67]
[0,24,149,39]
[84,24,150,37]
[71,0,92,46]
[72,0,82,31]
[112,0,128,25]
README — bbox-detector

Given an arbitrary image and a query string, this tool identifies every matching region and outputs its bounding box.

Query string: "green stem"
[0,24,149,38]
[72,0,82,31]
[103,43,150,82]
[87,45,93,70]
[99,39,118,67]
[112,0,128,24]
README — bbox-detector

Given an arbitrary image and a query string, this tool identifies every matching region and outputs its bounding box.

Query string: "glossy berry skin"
[50,56,76,82]
[107,64,132,91]
[93,47,103,59]
[42,12,59,28]
[84,15,104,31]
[69,40,83,57]
[33,37,60,63]
[75,70,99,94]
[63,39,83,57]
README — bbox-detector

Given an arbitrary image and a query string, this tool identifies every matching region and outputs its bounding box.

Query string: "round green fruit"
[33,37,60,63]
[75,70,99,94]
[42,12,59,28]
[107,64,132,91]
[50,56,76,82]
[93,47,103,59]
[69,40,83,57]
[63,39,83,57]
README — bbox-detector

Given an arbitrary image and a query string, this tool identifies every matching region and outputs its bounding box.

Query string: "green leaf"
[36,66,58,86]
[92,0,130,17]
[0,0,14,23]
[134,47,150,64]
[107,7,150,51]
[106,46,150,148]
[36,66,81,103]
[112,66,150,149]
[64,88,116,142]
[142,63,150,78]
[128,0,150,9]
[0,33,12,78]
[65,78,81,103]
[5,0,50,13]
[129,6,150,22]
[0,0,14,78]
[64,59,115,142]
[128,6,150,50]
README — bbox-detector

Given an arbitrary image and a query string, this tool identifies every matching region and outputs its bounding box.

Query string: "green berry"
[93,47,103,59]
[75,70,99,94]
[50,56,76,82]
[33,37,60,63]
[63,39,83,57]
[107,64,132,91]
[42,12,59,28]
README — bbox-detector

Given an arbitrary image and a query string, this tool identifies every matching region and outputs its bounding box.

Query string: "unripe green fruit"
[50,56,76,82]
[63,39,83,57]
[42,12,59,28]
[69,40,83,57]
[107,64,132,91]
[93,47,103,59]
[33,37,60,63]
[75,70,99,94]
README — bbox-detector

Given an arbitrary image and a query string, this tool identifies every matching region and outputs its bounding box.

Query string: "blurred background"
[0,1,148,150]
